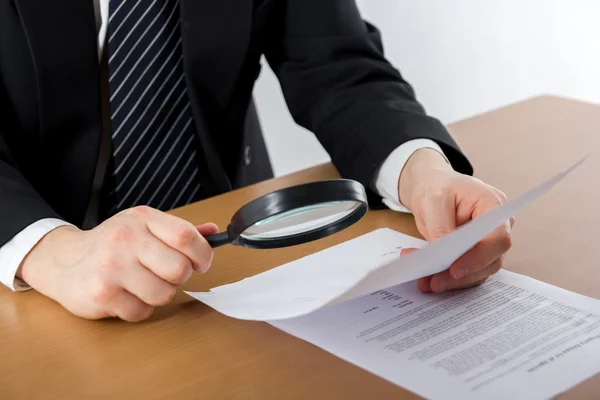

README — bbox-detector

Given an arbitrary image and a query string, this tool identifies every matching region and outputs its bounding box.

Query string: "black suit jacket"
[0,0,472,247]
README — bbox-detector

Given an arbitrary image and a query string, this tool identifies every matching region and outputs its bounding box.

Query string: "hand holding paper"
[397,147,515,293]
[185,157,587,321]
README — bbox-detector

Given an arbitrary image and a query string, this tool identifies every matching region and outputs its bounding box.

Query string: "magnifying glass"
[205,179,368,249]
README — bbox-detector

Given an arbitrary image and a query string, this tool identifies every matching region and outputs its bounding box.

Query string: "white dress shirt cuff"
[0,218,73,291]
[374,139,449,213]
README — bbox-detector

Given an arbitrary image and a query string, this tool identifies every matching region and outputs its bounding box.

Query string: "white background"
[253,0,600,177]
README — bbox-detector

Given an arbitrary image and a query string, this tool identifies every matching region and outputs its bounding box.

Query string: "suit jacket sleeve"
[263,0,473,206]
[0,121,61,249]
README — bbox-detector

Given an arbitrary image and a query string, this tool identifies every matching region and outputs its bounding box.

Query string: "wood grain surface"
[1,95,598,399]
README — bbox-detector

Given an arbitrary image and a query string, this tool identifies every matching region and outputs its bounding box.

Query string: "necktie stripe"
[114,87,194,207]
[146,142,194,206]
[114,88,188,176]
[115,109,196,210]
[115,88,189,179]
[113,70,185,164]
[111,51,182,140]
[156,151,197,210]
[108,1,128,23]
[109,0,160,48]
[109,21,180,105]
[109,0,157,53]
[115,103,190,196]
[108,0,143,43]
[115,106,190,202]
[107,0,203,213]
[126,124,194,207]
[109,8,178,85]
[110,40,181,120]
[108,0,175,69]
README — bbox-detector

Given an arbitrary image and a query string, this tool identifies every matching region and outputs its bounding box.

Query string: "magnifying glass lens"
[204,179,368,249]
[240,200,361,241]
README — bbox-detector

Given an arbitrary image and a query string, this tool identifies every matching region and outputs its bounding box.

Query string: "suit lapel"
[13,0,101,140]
[14,0,102,222]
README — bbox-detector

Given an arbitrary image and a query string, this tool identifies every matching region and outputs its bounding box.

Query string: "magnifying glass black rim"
[235,200,367,249]
[213,179,368,249]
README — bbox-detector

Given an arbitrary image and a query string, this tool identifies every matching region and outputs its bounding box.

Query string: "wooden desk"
[1,96,599,399]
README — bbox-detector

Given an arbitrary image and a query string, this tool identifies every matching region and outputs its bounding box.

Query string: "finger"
[448,220,511,279]
[430,257,503,293]
[136,235,194,285]
[417,276,433,293]
[448,192,512,279]
[400,248,417,256]
[196,223,219,237]
[120,259,177,307]
[110,289,155,322]
[418,191,457,241]
[141,208,215,272]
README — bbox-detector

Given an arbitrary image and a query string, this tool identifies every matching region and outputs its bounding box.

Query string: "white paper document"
[185,157,586,321]
[185,156,599,398]
[271,269,600,400]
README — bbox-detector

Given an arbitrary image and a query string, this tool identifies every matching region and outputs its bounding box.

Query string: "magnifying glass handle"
[205,232,230,248]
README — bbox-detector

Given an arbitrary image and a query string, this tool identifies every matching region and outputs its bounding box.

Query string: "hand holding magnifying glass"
[14,178,368,323]
[205,179,369,249]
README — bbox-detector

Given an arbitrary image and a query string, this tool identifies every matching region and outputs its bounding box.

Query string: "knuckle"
[124,305,155,323]
[91,280,118,305]
[173,225,198,249]
[140,305,155,321]
[127,205,151,218]
[98,255,122,273]
[428,189,449,205]
[155,286,177,306]
[168,257,192,283]
[108,225,134,244]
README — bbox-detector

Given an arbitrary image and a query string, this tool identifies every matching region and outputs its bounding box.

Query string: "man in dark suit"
[0,0,513,321]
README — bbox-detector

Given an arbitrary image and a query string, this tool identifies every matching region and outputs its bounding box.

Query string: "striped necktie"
[106,0,203,215]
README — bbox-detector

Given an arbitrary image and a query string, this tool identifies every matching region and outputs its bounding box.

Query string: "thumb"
[196,223,219,237]
[418,193,457,241]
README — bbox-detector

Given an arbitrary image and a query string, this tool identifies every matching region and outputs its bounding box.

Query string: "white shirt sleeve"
[0,219,73,291]
[373,139,449,213]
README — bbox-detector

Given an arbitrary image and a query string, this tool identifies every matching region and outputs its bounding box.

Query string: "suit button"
[244,145,251,166]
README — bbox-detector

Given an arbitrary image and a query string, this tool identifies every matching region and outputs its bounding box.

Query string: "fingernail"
[454,267,469,279]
